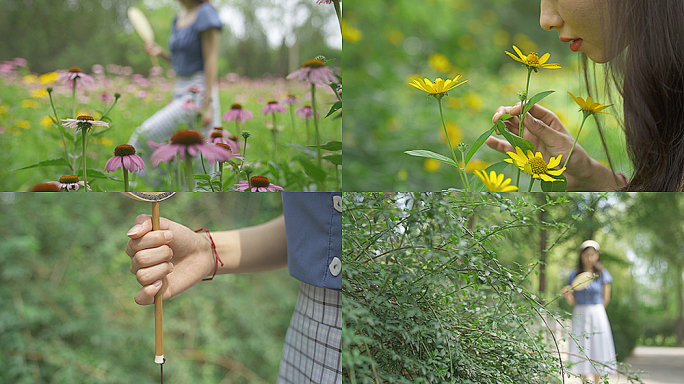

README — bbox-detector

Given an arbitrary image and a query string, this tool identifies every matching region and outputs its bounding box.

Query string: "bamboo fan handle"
[152,201,164,364]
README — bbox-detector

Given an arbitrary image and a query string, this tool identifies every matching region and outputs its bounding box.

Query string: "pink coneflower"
[150,129,236,166]
[105,145,146,172]
[57,175,88,192]
[286,59,338,85]
[235,176,284,192]
[57,67,95,87]
[296,105,317,119]
[61,115,109,132]
[29,182,62,192]
[98,92,113,103]
[13,57,27,67]
[223,103,253,123]
[208,128,240,153]
[186,85,203,94]
[261,100,286,115]
[282,94,301,105]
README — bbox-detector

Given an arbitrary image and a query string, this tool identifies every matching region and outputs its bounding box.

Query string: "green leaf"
[470,161,511,192]
[323,154,342,165]
[297,157,327,182]
[465,126,496,164]
[326,101,342,118]
[522,90,554,117]
[313,141,342,151]
[499,114,514,121]
[541,173,567,192]
[498,120,534,154]
[286,143,317,158]
[13,157,70,171]
[83,169,121,181]
[404,150,458,167]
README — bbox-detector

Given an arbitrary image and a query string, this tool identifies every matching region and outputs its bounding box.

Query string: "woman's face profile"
[539,0,610,63]
[580,247,600,269]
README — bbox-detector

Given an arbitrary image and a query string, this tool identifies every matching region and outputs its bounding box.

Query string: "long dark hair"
[587,0,684,191]
[575,247,604,276]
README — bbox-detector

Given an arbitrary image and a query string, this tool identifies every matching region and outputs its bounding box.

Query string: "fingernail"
[164,231,173,241]
[127,224,142,236]
[152,280,162,287]
[168,262,174,271]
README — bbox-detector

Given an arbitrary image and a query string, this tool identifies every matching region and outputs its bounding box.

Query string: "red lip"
[570,38,583,52]
[559,37,576,43]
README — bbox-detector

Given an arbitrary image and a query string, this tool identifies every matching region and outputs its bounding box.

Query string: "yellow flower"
[505,45,561,70]
[39,72,60,84]
[428,53,453,73]
[474,170,518,192]
[409,75,468,97]
[423,158,442,173]
[0,105,8,114]
[23,74,38,84]
[40,116,53,127]
[505,146,565,182]
[21,99,39,109]
[567,92,612,115]
[341,19,362,42]
[30,89,49,99]
[16,119,31,130]
[440,121,463,146]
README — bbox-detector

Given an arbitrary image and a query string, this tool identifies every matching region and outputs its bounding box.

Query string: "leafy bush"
[342,192,643,384]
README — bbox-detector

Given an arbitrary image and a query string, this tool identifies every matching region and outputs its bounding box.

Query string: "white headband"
[580,240,600,252]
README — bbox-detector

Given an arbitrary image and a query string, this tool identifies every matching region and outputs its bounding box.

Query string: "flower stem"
[100,96,119,121]
[123,166,129,192]
[563,114,590,169]
[81,129,88,192]
[218,162,224,191]
[48,90,72,172]
[289,104,296,149]
[333,0,342,29]
[311,83,323,170]
[200,153,215,192]
[237,137,249,183]
[460,148,471,192]
[71,78,77,119]
[234,121,240,139]
[528,177,535,192]
[271,113,278,160]
[519,67,533,138]
[437,97,467,190]
[184,156,194,192]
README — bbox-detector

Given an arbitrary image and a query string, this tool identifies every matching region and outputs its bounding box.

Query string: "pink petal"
[104,156,121,172]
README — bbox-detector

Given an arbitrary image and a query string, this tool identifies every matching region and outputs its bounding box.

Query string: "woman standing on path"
[128,0,222,163]
[562,240,617,383]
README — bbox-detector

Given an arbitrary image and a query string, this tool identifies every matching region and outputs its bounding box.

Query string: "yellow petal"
[547,155,562,168]
[546,167,566,176]
[512,45,525,60]
[538,52,550,65]
[539,173,559,182]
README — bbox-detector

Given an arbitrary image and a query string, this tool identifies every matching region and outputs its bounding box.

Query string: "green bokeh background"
[0,192,299,384]
[343,0,629,191]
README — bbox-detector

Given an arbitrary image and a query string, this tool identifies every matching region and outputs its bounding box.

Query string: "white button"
[329,257,342,276]
[333,195,343,212]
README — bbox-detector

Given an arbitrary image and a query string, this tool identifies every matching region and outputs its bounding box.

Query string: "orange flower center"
[250,176,270,188]
[230,103,242,109]
[69,66,82,73]
[29,183,61,192]
[77,115,94,121]
[210,131,224,138]
[59,175,80,183]
[114,144,136,156]
[216,143,232,152]
[170,130,204,145]
[526,52,539,64]
[528,156,547,175]
[267,100,278,105]
[301,59,325,68]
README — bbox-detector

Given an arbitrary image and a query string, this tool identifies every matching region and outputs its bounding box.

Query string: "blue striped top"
[168,2,222,75]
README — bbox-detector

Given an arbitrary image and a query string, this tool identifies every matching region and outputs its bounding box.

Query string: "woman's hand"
[561,285,576,305]
[125,214,214,305]
[201,104,213,128]
[486,103,625,191]
[143,41,163,57]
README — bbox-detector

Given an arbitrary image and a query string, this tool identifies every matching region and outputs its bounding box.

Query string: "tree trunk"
[676,264,683,347]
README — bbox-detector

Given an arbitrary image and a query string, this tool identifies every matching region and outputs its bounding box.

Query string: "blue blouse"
[568,269,613,305]
[168,3,222,75]
[282,193,342,291]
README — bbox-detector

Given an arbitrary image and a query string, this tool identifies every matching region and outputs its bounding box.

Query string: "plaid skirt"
[277,282,342,384]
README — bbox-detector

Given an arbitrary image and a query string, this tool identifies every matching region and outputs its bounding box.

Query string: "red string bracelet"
[194,228,223,281]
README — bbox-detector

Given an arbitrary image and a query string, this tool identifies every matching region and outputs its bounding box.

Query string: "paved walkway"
[566,346,684,384]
